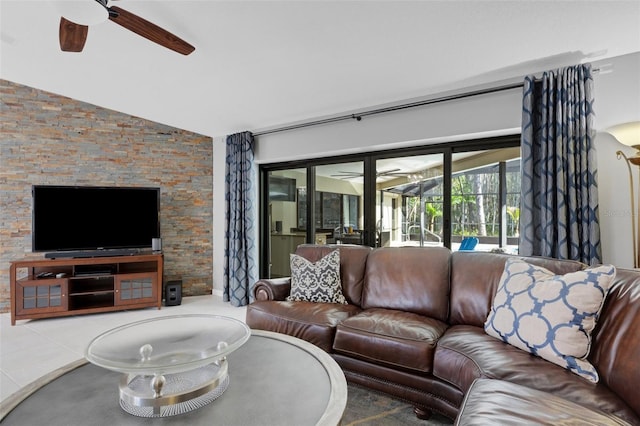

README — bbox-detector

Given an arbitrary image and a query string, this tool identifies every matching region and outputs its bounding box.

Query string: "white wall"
[213,136,226,297]
[596,132,637,268]
[593,52,640,267]
[211,52,640,292]
[254,87,523,163]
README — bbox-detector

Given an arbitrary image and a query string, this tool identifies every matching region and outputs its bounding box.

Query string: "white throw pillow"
[286,249,347,304]
[484,258,616,382]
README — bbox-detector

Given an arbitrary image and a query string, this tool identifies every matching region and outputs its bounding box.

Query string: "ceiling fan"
[55,0,195,55]
[331,168,408,180]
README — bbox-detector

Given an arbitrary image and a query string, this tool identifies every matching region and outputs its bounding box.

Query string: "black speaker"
[165,280,182,306]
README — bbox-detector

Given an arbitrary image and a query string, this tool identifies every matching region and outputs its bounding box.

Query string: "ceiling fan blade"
[59,17,88,52]
[107,6,195,55]
[377,168,402,175]
[331,172,362,177]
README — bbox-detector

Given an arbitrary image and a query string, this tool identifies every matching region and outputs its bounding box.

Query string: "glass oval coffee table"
[85,314,251,417]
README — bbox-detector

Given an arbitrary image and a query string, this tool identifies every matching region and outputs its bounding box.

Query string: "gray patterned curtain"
[520,64,602,265]
[224,131,257,306]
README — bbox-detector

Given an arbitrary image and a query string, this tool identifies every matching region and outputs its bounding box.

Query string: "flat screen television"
[269,176,296,202]
[32,185,160,253]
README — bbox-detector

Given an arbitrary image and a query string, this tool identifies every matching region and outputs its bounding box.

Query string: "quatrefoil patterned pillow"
[484,258,616,382]
[286,249,347,304]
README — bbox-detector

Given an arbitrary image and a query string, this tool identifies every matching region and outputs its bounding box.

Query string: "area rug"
[342,384,453,425]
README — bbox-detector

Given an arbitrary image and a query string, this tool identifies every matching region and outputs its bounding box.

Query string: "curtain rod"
[253,65,603,137]
[253,82,524,137]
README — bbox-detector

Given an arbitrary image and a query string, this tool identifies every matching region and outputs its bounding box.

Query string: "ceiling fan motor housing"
[54,0,109,26]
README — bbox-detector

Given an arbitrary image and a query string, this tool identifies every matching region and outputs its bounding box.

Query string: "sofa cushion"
[434,325,639,424]
[455,378,633,426]
[287,249,347,304]
[590,269,640,420]
[245,300,361,352]
[362,247,451,320]
[484,258,616,382]
[449,252,585,327]
[333,308,448,373]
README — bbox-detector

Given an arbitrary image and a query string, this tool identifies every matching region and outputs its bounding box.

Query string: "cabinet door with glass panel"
[15,279,68,315]
[115,273,157,306]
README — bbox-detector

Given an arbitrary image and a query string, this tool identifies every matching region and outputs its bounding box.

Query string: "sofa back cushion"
[295,244,372,306]
[590,269,640,418]
[362,247,451,320]
[449,252,585,327]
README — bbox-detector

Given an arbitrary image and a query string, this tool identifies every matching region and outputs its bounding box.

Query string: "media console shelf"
[10,254,163,326]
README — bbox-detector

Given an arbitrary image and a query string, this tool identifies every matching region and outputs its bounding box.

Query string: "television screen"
[269,176,296,202]
[32,185,160,252]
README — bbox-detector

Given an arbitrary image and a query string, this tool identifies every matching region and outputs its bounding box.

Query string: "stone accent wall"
[0,79,213,313]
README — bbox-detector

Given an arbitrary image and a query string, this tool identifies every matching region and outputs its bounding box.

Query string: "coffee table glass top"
[85,314,250,375]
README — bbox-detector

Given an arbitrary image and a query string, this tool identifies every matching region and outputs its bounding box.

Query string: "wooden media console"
[9,253,163,326]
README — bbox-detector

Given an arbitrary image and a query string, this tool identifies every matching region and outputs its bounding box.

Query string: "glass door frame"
[258,135,520,278]
[368,148,452,248]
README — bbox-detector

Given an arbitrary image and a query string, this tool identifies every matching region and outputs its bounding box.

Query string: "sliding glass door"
[372,154,445,248]
[315,162,365,245]
[259,136,521,278]
[263,162,366,278]
[450,148,520,252]
[266,169,306,278]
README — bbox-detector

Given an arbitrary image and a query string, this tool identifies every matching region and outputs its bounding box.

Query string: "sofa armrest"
[253,277,292,301]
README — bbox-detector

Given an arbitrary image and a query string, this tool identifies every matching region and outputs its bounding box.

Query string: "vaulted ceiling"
[1,1,639,138]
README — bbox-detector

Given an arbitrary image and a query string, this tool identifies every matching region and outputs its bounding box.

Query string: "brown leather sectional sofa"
[245,244,640,425]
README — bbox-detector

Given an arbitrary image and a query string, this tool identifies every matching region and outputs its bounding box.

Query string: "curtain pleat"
[520,64,601,265]
[224,131,257,306]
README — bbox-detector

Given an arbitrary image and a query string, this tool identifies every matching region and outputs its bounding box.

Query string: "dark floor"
[342,384,454,426]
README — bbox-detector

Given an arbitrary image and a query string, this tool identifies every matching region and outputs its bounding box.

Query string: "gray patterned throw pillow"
[286,249,347,304]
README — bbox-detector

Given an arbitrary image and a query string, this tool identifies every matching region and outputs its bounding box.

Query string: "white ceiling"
[1,1,639,139]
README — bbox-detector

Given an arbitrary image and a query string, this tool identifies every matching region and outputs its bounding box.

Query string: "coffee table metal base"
[119,361,229,417]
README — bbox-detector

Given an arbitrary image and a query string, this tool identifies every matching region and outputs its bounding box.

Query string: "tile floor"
[0,294,247,403]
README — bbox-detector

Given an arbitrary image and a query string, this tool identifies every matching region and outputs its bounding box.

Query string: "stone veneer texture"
[0,79,214,313]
